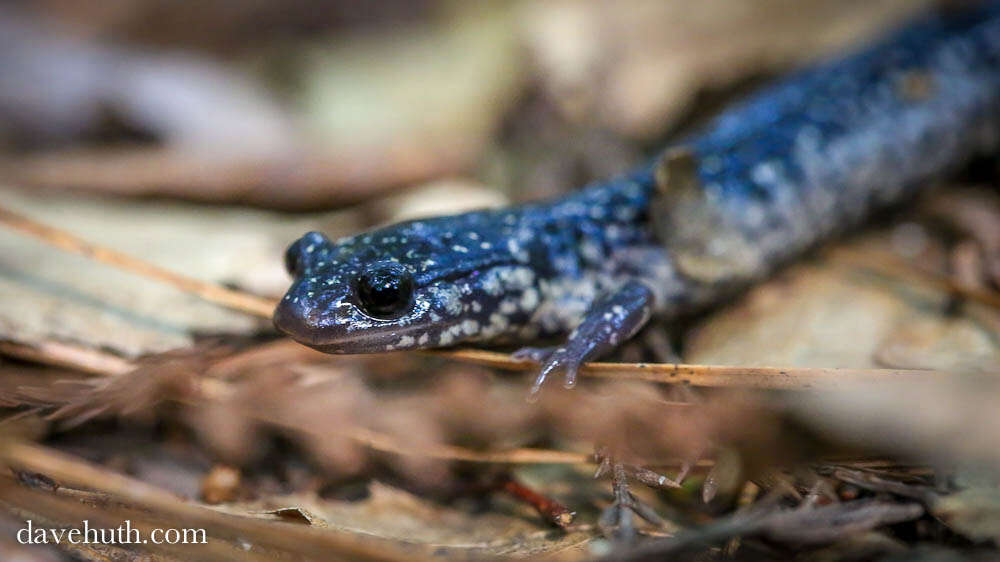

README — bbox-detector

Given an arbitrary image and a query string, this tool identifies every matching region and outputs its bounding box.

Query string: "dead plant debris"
[1,1,999,560]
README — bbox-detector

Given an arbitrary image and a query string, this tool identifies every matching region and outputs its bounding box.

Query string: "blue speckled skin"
[275,3,1000,392]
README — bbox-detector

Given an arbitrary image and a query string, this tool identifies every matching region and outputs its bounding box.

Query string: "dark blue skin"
[275,182,663,392]
[275,3,1000,393]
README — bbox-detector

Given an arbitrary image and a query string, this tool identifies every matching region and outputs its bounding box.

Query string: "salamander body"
[275,3,1000,392]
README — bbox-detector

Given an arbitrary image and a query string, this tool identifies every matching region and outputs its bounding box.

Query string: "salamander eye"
[356,263,414,319]
[284,243,301,276]
[284,231,331,277]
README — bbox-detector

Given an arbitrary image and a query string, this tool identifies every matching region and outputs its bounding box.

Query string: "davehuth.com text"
[16,519,207,545]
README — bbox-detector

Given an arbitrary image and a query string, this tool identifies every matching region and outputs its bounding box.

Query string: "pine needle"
[0,204,277,318]
[430,348,947,390]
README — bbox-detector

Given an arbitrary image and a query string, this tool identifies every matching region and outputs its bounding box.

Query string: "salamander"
[274,3,1000,394]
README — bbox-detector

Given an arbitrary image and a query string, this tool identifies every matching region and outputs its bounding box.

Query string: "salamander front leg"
[515,280,654,395]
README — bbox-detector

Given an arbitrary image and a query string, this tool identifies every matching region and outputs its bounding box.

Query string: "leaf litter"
[0,1,999,560]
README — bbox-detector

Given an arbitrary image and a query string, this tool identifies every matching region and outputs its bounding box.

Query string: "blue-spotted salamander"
[275,3,1000,393]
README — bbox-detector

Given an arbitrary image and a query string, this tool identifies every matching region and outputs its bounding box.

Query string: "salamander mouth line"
[282,312,462,350]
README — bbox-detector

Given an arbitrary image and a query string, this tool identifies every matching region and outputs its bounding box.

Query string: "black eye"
[284,243,301,276]
[356,263,413,319]
[284,231,331,277]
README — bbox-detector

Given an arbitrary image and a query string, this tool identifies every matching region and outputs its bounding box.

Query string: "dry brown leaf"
[0,187,351,357]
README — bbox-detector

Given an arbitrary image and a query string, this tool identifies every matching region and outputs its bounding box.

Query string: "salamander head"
[273,217,539,353]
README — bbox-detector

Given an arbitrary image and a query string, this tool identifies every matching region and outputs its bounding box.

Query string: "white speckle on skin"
[349,318,373,330]
[398,335,415,347]
[418,333,430,345]
[500,300,517,315]
[752,160,782,185]
[470,301,482,313]
[481,273,502,296]
[580,241,602,261]
[614,206,635,222]
[612,305,625,317]
[429,285,464,316]
[481,310,513,338]
[489,313,510,331]
[468,232,479,240]
[508,268,535,289]
[480,242,492,249]
[453,245,469,253]
[439,331,455,345]
[520,288,539,310]
[306,244,315,253]
[461,319,479,335]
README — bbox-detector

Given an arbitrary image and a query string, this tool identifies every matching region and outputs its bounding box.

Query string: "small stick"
[0,340,134,376]
[0,204,277,319]
[430,348,947,390]
[494,474,574,528]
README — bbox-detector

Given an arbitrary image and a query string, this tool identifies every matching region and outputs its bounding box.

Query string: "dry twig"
[0,203,277,318]
[431,349,946,390]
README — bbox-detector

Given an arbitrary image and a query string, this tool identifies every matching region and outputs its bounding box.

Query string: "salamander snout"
[273,292,330,347]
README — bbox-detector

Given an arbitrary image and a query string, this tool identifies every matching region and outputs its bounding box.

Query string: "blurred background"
[0,0,937,210]
[1,1,1000,560]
